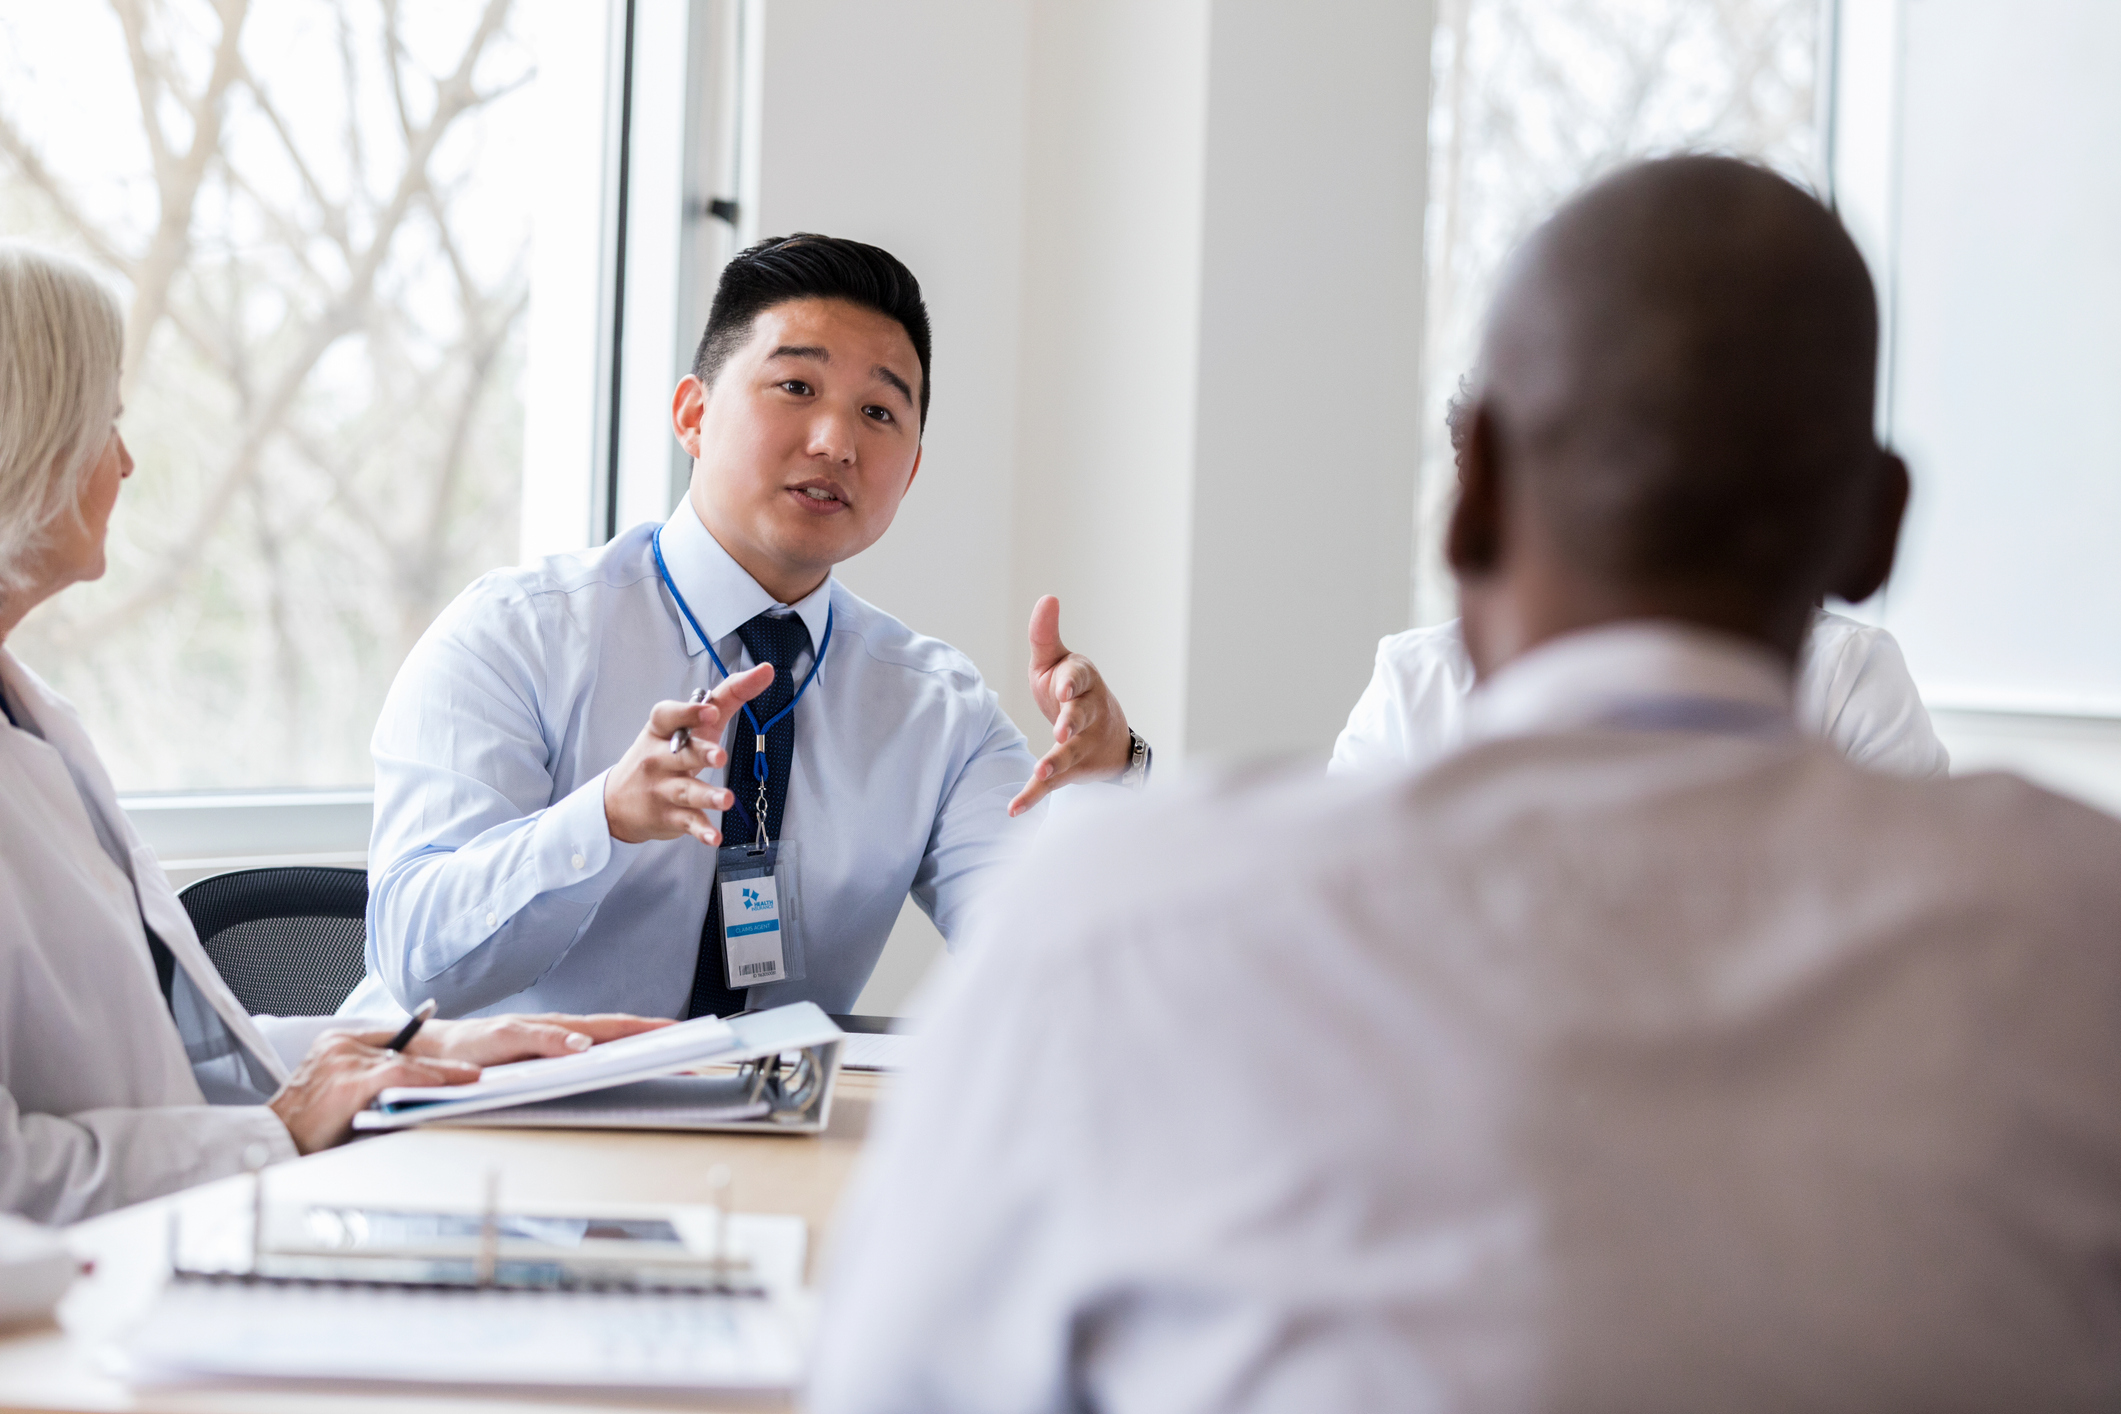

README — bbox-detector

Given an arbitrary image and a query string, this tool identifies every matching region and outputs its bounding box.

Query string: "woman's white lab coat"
[0,649,338,1224]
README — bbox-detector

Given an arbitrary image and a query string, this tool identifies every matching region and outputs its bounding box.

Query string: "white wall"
[1878,0,2121,715]
[1010,0,1434,767]
[1833,0,2121,817]
[1183,0,1431,762]
[1008,0,1212,756]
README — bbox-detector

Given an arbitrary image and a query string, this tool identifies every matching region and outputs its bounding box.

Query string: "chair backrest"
[177,866,370,1018]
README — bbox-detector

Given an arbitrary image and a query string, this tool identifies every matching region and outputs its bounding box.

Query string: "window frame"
[119,0,758,868]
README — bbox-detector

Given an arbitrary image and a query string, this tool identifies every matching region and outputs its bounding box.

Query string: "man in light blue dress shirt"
[341,235,1145,1021]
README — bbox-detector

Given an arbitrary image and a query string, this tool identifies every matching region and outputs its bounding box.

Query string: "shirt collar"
[658,497,835,658]
[1464,620,1794,745]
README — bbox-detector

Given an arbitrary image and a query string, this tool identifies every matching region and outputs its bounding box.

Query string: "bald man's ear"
[1829,449,1909,606]
[1446,403,1506,579]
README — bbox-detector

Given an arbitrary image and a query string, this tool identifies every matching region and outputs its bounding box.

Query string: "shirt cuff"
[240,1105,301,1167]
[535,768,641,891]
[251,1013,363,1065]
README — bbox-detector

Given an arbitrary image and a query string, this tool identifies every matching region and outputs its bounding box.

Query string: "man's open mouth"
[788,479,848,508]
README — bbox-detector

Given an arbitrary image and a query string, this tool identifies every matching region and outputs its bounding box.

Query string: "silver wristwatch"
[1117,729,1152,789]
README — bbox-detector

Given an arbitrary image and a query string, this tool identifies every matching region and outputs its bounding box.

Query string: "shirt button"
[571,851,586,871]
[485,911,498,927]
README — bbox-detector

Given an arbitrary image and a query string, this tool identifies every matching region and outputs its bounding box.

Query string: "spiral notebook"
[111,1210,811,1392]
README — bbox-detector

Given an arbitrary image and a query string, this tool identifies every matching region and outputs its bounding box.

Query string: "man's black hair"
[692,233,932,428]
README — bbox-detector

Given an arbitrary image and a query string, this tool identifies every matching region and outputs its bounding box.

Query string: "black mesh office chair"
[177,866,371,1017]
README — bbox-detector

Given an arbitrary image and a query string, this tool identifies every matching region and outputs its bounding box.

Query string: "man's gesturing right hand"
[603,663,775,846]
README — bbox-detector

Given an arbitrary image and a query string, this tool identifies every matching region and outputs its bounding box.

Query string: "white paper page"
[839,1032,914,1072]
[112,1283,809,1390]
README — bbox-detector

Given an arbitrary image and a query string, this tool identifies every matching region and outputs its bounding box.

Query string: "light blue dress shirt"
[340,499,1044,1020]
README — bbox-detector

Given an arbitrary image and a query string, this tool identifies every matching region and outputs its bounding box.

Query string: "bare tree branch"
[52,0,521,644]
[382,0,418,144]
[215,154,333,290]
[0,110,138,273]
[119,0,253,401]
[236,61,351,255]
[107,0,173,181]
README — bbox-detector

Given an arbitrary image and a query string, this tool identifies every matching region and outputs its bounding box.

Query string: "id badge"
[715,840,807,990]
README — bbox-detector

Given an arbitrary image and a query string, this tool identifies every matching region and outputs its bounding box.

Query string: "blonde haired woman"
[0,244,662,1223]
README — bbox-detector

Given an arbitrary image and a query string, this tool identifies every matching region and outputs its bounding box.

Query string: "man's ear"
[670,375,708,458]
[1445,402,1506,579]
[1828,449,1909,605]
[902,445,923,496]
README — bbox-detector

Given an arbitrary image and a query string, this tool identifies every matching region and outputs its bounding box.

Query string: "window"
[1412,0,1824,622]
[0,0,578,790]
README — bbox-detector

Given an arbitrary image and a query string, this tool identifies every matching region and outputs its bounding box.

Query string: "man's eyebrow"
[873,365,914,404]
[766,344,831,362]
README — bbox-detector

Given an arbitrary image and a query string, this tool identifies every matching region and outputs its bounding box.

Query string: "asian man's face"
[673,297,924,604]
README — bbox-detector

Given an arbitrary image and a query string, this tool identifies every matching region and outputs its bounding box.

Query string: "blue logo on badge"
[740,886,772,912]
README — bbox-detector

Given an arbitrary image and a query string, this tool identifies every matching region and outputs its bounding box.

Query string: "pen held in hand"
[384,998,438,1053]
[669,688,711,754]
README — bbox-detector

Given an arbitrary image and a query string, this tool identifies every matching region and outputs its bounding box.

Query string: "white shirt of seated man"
[1331,608,1949,779]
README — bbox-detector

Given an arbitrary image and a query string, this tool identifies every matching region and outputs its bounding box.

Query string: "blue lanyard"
[651,526,834,790]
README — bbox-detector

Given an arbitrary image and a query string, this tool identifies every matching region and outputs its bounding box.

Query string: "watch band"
[1117,729,1152,789]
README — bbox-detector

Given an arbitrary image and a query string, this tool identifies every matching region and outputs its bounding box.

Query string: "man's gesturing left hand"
[1008,595,1133,817]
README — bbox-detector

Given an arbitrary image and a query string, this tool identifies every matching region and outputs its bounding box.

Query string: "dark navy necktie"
[686,611,813,1019]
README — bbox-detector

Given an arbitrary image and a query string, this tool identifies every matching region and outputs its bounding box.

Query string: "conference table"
[0,1070,889,1414]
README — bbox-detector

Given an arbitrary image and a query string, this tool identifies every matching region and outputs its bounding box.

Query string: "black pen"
[384,998,438,1052]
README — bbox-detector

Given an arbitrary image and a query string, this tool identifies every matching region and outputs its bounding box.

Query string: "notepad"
[113,1212,812,1392]
[114,1282,809,1390]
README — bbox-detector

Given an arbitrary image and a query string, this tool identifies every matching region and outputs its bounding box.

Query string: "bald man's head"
[1450,156,1907,671]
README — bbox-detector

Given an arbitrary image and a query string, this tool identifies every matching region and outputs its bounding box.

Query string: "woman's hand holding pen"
[268,1031,480,1153]
[603,663,775,846]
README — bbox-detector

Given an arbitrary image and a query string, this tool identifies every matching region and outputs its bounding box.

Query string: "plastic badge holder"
[715,839,806,987]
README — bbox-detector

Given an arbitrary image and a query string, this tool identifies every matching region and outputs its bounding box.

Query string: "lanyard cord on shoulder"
[651,525,835,790]
[1590,694,1790,737]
